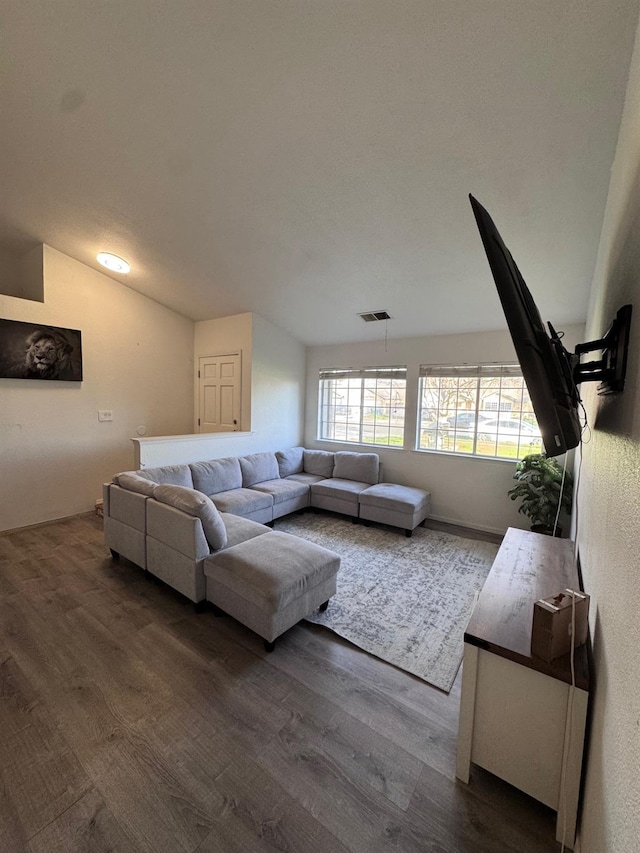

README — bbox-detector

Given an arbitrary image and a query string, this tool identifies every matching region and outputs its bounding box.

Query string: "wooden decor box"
[531,589,590,662]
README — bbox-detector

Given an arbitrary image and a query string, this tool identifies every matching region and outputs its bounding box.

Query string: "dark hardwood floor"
[0,514,560,852]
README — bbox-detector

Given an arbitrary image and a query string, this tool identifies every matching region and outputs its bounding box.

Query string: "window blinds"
[419,363,521,378]
[319,366,407,381]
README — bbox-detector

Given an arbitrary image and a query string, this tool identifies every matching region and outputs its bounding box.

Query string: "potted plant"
[508,453,573,536]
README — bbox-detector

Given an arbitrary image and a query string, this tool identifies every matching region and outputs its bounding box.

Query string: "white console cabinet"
[456,528,590,850]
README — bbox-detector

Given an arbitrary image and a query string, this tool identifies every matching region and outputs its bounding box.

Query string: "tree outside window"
[417,364,542,460]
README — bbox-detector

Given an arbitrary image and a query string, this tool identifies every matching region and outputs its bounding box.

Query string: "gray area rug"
[276,512,498,692]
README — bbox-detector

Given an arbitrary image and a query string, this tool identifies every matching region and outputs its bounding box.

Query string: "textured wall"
[251,313,306,452]
[194,313,253,431]
[577,18,640,853]
[194,311,306,455]
[0,246,194,531]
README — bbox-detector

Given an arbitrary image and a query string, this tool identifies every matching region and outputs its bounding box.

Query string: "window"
[318,366,407,447]
[417,363,543,460]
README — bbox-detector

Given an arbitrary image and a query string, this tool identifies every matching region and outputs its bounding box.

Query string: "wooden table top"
[465,527,590,690]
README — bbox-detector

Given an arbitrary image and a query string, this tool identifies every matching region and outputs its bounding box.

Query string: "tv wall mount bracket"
[566,304,632,395]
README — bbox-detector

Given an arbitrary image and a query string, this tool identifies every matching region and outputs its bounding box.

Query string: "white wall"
[169,311,305,465]
[251,313,306,452]
[0,246,194,531]
[132,433,259,469]
[574,17,640,852]
[305,325,584,535]
[194,312,253,431]
[0,244,44,301]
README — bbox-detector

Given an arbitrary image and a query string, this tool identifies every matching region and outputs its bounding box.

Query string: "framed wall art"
[0,319,83,381]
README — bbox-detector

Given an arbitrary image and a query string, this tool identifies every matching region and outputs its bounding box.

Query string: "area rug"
[276,513,499,692]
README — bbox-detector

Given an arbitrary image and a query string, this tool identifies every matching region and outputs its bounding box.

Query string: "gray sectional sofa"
[103,446,430,650]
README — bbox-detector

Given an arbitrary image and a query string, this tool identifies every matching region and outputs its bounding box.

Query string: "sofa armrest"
[146,499,210,561]
[107,484,147,532]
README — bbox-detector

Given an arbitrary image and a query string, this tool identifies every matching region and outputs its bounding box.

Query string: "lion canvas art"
[0,319,83,381]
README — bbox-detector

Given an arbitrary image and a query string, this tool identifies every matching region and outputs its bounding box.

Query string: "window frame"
[416,363,543,461]
[317,365,407,448]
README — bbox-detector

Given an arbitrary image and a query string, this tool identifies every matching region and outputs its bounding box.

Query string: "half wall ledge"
[132,432,256,469]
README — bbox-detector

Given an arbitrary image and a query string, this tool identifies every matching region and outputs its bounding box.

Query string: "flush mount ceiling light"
[97,252,131,274]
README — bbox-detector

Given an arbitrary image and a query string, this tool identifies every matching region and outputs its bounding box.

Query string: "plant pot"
[531,524,563,537]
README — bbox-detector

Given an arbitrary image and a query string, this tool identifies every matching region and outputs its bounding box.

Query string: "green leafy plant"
[508,453,573,532]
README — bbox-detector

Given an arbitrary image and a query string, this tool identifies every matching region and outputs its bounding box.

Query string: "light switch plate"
[98,410,113,422]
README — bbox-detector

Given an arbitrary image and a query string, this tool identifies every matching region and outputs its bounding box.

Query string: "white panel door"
[198,353,241,432]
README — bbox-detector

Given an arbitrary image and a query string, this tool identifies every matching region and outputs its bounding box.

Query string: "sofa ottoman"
[358,483,431,537]
[203,531,340,651]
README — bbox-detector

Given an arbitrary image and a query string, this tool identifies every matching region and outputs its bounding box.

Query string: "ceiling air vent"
[358,310,391,322]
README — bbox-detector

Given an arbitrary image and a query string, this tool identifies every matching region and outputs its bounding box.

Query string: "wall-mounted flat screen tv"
[469,195,631,458]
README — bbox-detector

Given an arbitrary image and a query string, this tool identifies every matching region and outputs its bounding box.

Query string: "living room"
[1,3,639,851]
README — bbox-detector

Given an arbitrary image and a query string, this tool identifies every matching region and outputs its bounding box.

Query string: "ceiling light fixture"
[97,252,131,274]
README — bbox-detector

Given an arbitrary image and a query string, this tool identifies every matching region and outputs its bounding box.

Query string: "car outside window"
[417,363,543,460]
[318,366,407,447]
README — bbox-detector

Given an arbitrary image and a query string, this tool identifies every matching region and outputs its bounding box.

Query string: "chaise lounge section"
[204,531,340,652]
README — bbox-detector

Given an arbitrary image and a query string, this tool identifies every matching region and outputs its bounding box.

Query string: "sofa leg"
[109,548,120,560]
[319,600,329,612]
[405,529,413,538]
[264,638,276,653]
[194,600,208,614]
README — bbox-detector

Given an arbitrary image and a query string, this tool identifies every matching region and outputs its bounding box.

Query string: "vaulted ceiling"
[1,1,638,345]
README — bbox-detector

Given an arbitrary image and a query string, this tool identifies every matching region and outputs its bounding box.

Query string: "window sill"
[315,438,406,452]
[412,447,520,464]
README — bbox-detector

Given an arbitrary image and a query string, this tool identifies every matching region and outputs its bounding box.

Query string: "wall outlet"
[98,410,113,422]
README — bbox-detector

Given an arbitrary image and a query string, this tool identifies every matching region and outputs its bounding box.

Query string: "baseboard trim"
[0,511,96,537]
[425,514,504,544]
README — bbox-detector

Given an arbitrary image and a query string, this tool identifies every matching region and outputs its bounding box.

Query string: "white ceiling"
[1,1,638,345]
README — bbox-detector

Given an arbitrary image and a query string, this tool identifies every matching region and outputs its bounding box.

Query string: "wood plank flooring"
[0,514,561,852]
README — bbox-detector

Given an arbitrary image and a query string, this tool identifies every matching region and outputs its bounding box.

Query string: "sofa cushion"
[249,478,309,505]
[311,478,372,498]
[284,472,326,486]
[190,457,242,495]
[239,452,279,487]
[138,464,194,488]
[204,531,340,609]
[210,488,274,516]
[333,451,379,485]
[153,484,227,551]
[114,471,157,496]
[303,449,334,478]
[275,446,304,478]
[358,483,430,513]
[219,513,273,549]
